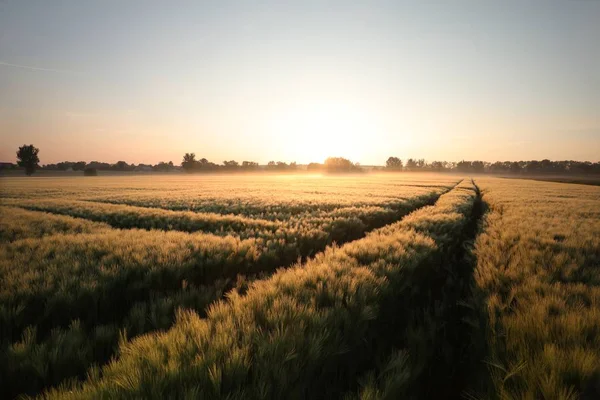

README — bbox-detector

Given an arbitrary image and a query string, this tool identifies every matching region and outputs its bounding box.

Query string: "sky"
[1,0,599,165]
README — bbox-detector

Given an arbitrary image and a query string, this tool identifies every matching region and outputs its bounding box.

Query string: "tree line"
[384,157,600,174]
[181,153,298,172]
[5,144,600,176]
[181,154,362,173]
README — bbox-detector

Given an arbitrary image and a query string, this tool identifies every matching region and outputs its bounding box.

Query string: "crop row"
[2,192,444,254]
[40,180,479,399]
[469,179,600,398]
[1,199,281,238]
[0,174,458,205]
[73,178,455,220]
[0,189,448,398]
[0,207,110,243]
[86,190,440,220]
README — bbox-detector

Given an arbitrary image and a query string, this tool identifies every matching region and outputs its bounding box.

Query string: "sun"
[268,101,374,164]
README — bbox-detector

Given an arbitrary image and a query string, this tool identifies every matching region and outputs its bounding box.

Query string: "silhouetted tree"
[16,144,40,176]
[242,161,259,170]
[405,158,417,171]
[509,162,522,174]
[87,161,112,170]
[223,160,239,169]
[386,157,403,170]
[266,161,296,171]
[113,161,131,171]
[430,161,446,172]
[489,161,506,173]
[73,161,86,171]
[324,157,359,173]
[457,161,472,172]
[472,161,485,173]
[182,153,197,172]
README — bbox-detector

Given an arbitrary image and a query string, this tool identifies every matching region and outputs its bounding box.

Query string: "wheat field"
[0,174,598,399]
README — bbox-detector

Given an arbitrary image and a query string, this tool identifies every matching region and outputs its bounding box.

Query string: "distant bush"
[83,168,98,176]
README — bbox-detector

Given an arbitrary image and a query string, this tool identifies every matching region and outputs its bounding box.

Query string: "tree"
[16,144,40,176]
[116,161,128,170]
[405,158,417,171]
[242,161,259,169]
[182,153,197,172]
[324,157,359,172]
[509,162,522,174]
[457,161,472,172]
[430,161,446,172]
[73,161,86,171]
[472,161,485,173]
[56,161,73,171]
[153,161,173,172]
[223,160,239,169]
[88,161,111,170]
[386,157,403,170]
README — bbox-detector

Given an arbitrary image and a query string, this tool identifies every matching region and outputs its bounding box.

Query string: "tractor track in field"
[414,178,488,400]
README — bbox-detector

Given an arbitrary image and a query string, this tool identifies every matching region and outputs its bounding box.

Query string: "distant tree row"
[6,144,600,176]
[39,160,176,172]
[179,155,364,173]
[1,145,182,176]
[385,157,600,174]
[181,153,302,173]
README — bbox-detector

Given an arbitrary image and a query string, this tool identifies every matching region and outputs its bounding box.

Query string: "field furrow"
[0,207,111,243]
[1,198,281,238]
[84,190,445,220]
[344,180,486,399]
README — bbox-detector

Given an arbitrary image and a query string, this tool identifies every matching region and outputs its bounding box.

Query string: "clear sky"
[1,1,599,165]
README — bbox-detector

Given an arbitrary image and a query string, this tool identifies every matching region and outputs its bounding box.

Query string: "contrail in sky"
[0,61,81,74]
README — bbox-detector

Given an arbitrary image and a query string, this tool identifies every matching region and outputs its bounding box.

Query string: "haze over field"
[1,1,599,165]
[2,3,600,398]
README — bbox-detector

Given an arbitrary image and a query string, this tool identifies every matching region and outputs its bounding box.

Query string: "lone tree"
[16,144,40,176]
